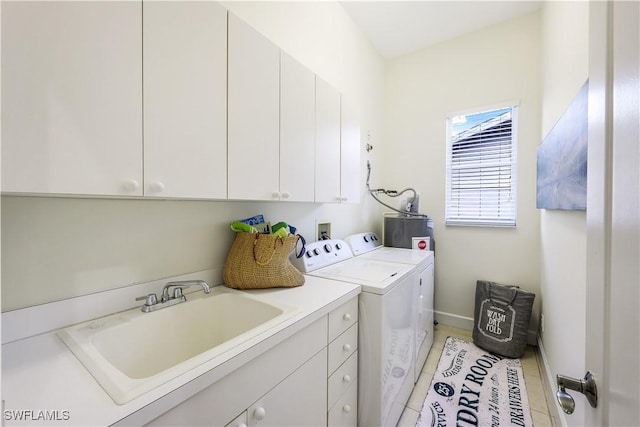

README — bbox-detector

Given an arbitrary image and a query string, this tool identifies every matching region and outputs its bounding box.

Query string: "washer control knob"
[324,244,333,253]
[313,248,321,256]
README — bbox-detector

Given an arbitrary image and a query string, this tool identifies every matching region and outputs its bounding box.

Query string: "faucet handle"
[136,293,158,306]
[171,287,184,299]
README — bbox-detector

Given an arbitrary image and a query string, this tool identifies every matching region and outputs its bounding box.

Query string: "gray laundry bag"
[472,280,535,358]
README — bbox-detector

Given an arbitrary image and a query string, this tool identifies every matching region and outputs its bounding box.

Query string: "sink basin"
[58,286,298,404]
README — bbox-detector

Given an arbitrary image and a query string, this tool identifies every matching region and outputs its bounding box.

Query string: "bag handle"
[253,235,285,266]
[486,282,519,306]
[295,234,306,258]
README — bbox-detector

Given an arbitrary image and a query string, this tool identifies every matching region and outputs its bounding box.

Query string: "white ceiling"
[340,1,543,59]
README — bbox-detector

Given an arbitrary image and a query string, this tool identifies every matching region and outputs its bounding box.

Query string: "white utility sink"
[58,286,298,405]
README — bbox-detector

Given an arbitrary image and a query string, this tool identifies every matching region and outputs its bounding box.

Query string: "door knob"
[556,371,598,414]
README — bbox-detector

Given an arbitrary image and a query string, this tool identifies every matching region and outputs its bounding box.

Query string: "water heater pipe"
[366,161,429,218]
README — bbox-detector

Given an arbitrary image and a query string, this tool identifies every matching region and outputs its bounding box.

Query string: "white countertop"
[2,276,360,426]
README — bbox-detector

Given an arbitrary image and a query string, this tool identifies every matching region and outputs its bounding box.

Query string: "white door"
[584,1,640,424]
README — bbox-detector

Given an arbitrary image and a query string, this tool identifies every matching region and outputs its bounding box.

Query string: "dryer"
[291,239,417,427]
[345,232,435,383]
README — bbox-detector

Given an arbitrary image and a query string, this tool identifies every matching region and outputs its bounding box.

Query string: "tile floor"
[397,324,555,426]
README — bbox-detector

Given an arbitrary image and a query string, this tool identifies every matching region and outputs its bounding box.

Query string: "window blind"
[445,106,517,227]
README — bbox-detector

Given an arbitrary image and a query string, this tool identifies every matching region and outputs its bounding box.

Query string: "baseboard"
[537,334,566,426]
[434,310,474,331]
[434,310,538,346]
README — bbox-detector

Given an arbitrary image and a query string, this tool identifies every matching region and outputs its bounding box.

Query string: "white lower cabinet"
[145,317,325,426]
[247,349,327,426]
[145,297,359,427]
[327,298,359,427]
[328,380,358,427]
[328,352,358,410]
[225,411,247,427]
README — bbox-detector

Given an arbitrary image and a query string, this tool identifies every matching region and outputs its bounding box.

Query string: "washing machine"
[345,232,434,383]
[291,239,417,427]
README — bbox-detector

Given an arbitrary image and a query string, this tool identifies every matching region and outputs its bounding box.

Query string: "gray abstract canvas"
[536,81,588,211]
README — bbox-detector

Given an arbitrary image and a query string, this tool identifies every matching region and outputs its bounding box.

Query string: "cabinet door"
[247,349,327,426]
[314,78,342,203]
[340,97,361,203]
[143,1,227,199]
[279,52,315,202]
[228,14,280,201]
[1,1,142,196]
[225,411,248,427]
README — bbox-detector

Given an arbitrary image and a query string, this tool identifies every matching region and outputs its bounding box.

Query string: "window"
[445,105,518,227]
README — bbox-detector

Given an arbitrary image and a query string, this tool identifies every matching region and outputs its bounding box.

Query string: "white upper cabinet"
[1,1,143,196]
[2,3,359,204]
[279,52,316,202]
[314,78,342,203]
[227,14,280,201]
[340,97,361,203]
[143,1,227,199]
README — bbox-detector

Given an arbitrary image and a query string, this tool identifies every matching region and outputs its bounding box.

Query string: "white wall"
[539,2,589,426]
[381,12,542,337]
[1,1,385,311]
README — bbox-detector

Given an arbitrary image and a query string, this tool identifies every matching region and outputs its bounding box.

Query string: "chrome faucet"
[161,280,211,302]
[136,280,211,313]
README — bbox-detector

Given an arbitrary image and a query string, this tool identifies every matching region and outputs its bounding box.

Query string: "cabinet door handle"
[343,343,352,352]
[343,404,352,413]
[343,374,352,383]
[148,181,165,193]
[123,179,140,193]
[272,192,280,199]
[343,313,352,321]
[253,406,266,421]
[281,191,291,199]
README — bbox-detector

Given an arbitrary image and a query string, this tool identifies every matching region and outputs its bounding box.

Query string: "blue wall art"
[536,81,589,211]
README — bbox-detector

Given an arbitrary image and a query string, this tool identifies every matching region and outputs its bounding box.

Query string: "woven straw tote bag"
[223,232,305,289]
